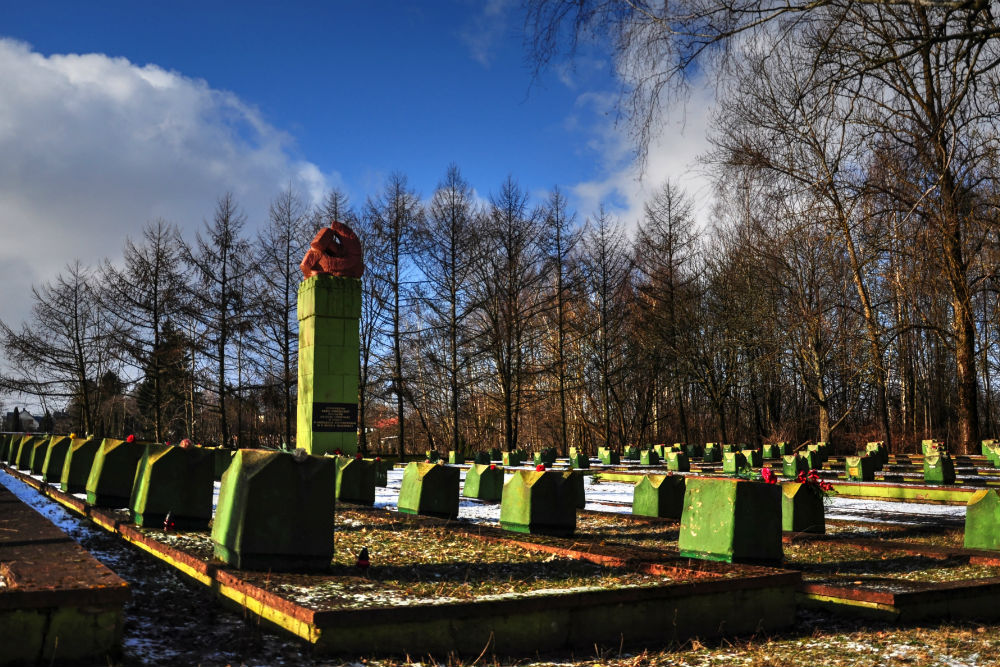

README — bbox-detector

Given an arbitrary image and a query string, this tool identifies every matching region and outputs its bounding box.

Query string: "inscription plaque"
[312,402,358,433]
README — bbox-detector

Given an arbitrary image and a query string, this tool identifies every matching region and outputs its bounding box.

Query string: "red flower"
[535,464,546,471]
[489,464,497,470]
[126,434,135,443]
[375,457,381,462]
[355,453,363,459]
[761,466,777,484]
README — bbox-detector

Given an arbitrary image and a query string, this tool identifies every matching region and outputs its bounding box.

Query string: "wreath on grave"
[796,469,836,497]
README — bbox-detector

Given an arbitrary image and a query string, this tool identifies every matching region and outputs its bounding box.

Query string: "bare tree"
[100,220,188,442]
[366,174,422,458]
[184,193,252,448]
[0,262,113,434]
[474,177,547,452]
[413,165,484,457]
[539,187,582,455]
[257,185,310,448]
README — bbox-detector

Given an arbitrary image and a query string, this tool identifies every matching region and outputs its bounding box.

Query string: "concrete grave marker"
[397,462,459,519]
[212,449,337,571]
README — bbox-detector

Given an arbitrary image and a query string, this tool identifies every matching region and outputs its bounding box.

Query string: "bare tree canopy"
[523,0,1000,161]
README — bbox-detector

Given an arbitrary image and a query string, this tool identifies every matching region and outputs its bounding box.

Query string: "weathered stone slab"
[666,451,690,472]
[29,436,53,475]
[130,444,215,529]
[334,455,375,505]
[502,451,524,467]
[462,463,504,501]
[722,451,747,475]
[965,488,1000,551]
[397,462,459,519]
[500,469,576,536]
[632,474,685,519]
[780,482,825,533]
[60,437,101,493]
[678,477,782,563]
[40,435,72,483]
[782,454,808,477]
[844,454,877,482]
[923,454,956,485]
[598,449,620,465]
[14,435,41,470]
[85,438,146,507]
[212,449,337,571]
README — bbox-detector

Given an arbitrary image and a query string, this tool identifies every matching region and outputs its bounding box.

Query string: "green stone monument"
[296,220,364,456]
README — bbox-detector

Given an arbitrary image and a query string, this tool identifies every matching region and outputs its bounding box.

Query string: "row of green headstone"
[217,456,587,570]
[632,474,826,562]
[434,442,808,471]
[843,440,962,484]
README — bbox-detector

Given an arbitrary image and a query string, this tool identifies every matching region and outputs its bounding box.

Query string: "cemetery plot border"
[0,463,798,657]
[0,483,130,666]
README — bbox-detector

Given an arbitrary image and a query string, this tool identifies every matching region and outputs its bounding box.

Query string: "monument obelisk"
[297,220,363,455]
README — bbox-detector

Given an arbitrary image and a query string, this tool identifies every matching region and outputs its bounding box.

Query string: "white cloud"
[458,0,516,67]
[569,81,717,235]
[0,39,335,331]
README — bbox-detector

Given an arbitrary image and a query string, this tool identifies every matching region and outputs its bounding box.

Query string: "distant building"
[4,409,39,431]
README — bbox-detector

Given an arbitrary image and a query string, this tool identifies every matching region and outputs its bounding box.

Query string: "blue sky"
[0,0,714,333]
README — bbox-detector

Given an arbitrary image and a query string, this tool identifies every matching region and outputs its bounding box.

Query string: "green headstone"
[623,446,640,461]
[639,449,660,466]
[632,474,685,519]
[801,449,822,470]
[722,451,747,475]
[85,438,145,507]
[741,449,763,468]
[569,453,589,469]
[0,434,11,462]
[205,447,236,481]
[684,443,703,459]
[781,482,825,533]
[599,449,620,465]
[489,447,502,460]
[448,450,462,464]
[462,463,504,501]
[397,462,459,519]
[212,449,337,571]
[564,470,586,509]
[844,455,877,481]
[499,470,576,536]
[981,439,997,457]
[334,455,376,505]
[473,451,491,465]
[296,274,361,456]
[702,443,721,463]
[425,450,441,463]
[40,436,72,483]
[533,448,557,466]
[782,454,808,477]
[965,488,1000,550]
[666,451,690,472]
[131,444,215,529]
[678,477,782,563]
[29,437,53,475]
[923,454,956,485]
[15,435,40,470]
[60,437,102,493]
[371,457,389,487]
[502,451,523,467]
